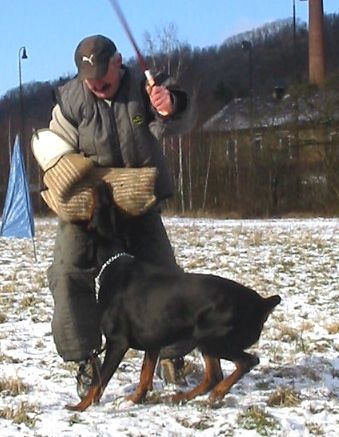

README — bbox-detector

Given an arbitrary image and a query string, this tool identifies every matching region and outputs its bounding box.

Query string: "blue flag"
[0,135,35,238]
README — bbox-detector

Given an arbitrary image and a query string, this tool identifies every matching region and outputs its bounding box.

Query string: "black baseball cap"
[74,35,117,80]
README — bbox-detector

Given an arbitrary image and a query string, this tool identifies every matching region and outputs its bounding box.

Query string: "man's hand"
[148,85,173,116]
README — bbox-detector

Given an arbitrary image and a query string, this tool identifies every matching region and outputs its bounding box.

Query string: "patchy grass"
[0,353,20,365]
[35,339,45,350]
[276,325,311,353]
[1,282,16,294]
[0,376,29,396]
[34,272,48,289]
[176,413,212,431]
[0,312,6,324]
[267,386,301,407]
[19,295,40,310]
[326,322,339,335]
[237,405,280,436]
[250,230,264,246]
[306,421,326,436]
[0,402,38,428]
[279,325,299,342]
[68,413,85,425]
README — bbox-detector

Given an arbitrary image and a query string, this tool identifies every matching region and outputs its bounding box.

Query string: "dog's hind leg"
[66,341,128,411]
[213,358,224,383]
[170,354,223,403]
[126,350,159,404]
[208,352,259,403]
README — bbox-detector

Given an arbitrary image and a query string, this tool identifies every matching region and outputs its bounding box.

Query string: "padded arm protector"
[42,167,158,222]
[32,128,158,221]
[43,153,94,199]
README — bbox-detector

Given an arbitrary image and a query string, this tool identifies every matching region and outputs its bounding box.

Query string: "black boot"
[158,357,187,385]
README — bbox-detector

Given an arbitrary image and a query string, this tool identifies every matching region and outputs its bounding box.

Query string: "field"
[0,217,338,436]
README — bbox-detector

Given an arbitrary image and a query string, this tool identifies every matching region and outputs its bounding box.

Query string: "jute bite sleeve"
[43,153,95,199]
[42,166,158,222]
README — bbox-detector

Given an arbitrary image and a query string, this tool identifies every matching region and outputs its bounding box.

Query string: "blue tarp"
[0,135,35,238]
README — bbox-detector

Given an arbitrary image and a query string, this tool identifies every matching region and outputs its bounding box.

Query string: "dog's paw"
[65,395,100,412]
[207,389,227,405]
[125,392,147,404]
[166,391,188,405]
[65,402,85,412]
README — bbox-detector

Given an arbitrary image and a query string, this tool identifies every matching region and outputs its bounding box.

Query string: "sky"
[1,0,338,98]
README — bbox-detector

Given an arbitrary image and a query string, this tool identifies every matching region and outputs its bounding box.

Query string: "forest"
[0,14,339,217]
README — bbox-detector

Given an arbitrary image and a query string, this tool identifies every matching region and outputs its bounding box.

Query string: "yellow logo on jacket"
[132,115,144,126]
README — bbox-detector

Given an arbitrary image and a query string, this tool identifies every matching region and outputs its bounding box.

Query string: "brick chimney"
[308,0,326,85]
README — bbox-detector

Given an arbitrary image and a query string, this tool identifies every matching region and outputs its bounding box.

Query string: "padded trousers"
[47,210,189,362]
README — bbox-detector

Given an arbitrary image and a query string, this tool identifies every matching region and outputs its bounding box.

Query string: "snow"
[0,217,338,436]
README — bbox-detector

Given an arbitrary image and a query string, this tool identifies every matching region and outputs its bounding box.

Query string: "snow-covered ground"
[0,217,338,436]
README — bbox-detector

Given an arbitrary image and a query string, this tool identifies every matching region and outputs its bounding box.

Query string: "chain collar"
[95,252,134,293]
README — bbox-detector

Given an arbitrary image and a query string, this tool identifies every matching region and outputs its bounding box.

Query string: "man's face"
[84,54,122,99]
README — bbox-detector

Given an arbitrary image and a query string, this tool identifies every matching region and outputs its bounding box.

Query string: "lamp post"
[18,46,28,175]
[241,40,253,136]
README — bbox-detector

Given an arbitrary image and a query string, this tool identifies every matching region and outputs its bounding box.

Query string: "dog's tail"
[265,295,281,310]
[254,294,281,329]
[262,295,281,322]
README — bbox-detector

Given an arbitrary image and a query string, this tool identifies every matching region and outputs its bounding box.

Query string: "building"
[202,86,339,215]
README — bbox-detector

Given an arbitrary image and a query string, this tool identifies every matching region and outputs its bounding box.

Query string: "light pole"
[18,46,28,175]
[241,40,253,136]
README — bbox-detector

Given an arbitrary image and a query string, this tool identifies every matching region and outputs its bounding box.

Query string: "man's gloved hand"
[94,167,158,216]
[43,153,94,199]
[41,183,96,222]
[41,166,158,222]
[32,130,158,221]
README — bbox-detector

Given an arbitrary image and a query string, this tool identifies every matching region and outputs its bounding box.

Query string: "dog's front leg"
[66,341,128,411]
[126,350,159,404]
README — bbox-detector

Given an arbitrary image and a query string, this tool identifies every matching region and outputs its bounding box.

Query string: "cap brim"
[77,62,109,80]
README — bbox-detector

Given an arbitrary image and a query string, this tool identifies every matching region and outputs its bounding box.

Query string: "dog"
[66,184,281,411]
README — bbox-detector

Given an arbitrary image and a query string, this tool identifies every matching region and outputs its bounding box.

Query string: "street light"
[18,46,28,175]
[241,40,253,135]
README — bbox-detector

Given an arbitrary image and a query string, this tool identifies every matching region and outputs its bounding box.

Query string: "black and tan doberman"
[66,184,281,411]
[67,253,280,411]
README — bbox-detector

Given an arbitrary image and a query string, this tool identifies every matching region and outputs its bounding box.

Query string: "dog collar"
[95,252,134,293]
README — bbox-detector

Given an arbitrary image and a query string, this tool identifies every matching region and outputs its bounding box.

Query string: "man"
[35,35,195,398]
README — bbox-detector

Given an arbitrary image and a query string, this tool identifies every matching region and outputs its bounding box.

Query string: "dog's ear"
[89,181,117,239]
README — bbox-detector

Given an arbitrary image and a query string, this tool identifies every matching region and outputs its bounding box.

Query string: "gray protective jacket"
[55,67,195,200]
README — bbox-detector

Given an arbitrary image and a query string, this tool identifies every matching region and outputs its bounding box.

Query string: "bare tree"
[143,23,185,79]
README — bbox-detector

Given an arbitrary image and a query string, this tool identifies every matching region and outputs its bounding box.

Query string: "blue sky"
[1,0,338,98]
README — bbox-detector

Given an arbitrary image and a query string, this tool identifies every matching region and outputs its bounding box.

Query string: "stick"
[107,0,168,115]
